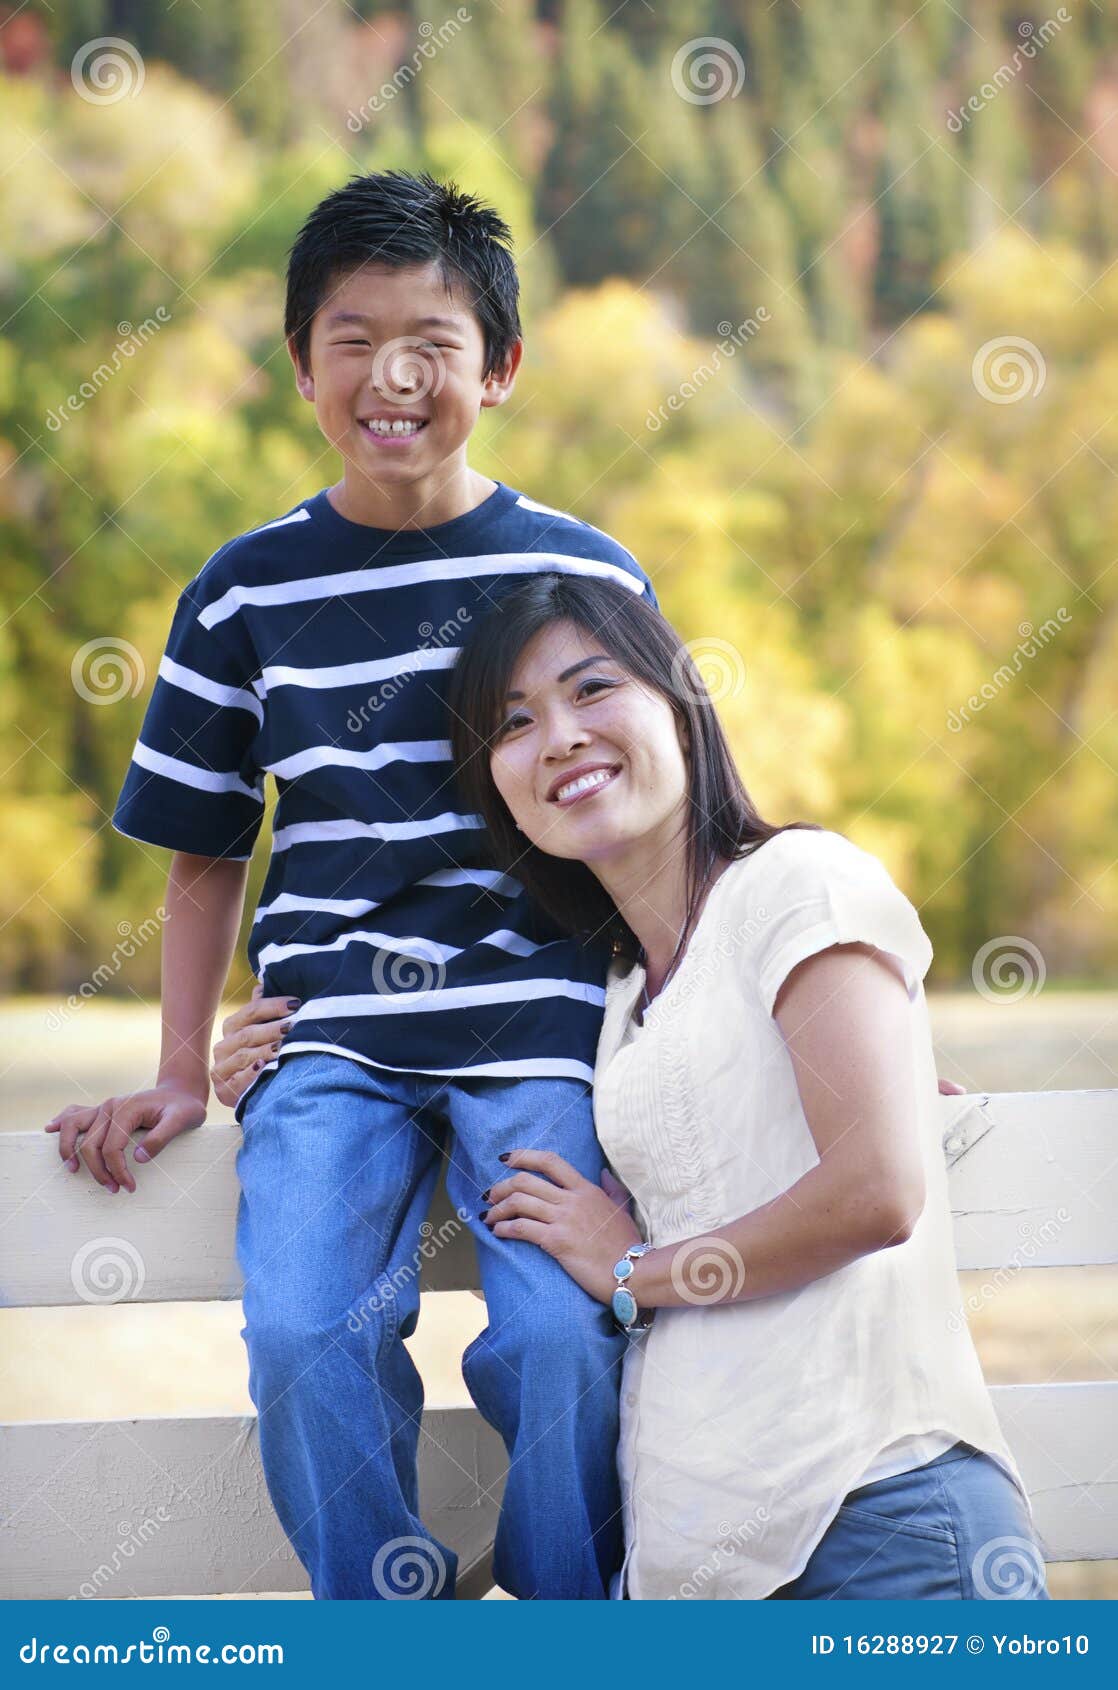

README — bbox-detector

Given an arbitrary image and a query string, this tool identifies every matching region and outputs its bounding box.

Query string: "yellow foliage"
[62,68,256,267]
[0,77,99,272]
[0,796,97,985]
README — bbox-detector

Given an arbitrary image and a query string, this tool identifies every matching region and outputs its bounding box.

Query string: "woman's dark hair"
[285,170,522,378]
[447,574,817,968]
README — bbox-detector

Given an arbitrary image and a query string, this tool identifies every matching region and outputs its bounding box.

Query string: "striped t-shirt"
[112,481,657,1121]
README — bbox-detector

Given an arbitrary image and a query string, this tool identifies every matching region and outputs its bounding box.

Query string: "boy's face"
[289,261,519,491]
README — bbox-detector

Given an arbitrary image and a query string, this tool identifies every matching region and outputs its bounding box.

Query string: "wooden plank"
[5,1092,1115,1307]
[0,1407,506,1601]
[991,1382,1118,1562]
[0,1126,479,1306]
[943,1090,1117,1269]
[1,1382,1113,1600]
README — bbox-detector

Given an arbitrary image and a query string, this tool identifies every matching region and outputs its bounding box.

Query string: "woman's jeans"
[235,1053,625,1600]
[769,1442,1051,1600]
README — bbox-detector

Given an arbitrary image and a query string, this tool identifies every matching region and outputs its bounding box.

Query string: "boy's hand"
[45,1085,207,1193]
[211,982,297,1108]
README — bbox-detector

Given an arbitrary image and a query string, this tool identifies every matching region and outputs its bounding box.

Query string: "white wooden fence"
[2,1089,1115,1599]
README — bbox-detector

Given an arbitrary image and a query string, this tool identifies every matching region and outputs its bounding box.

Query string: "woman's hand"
[482,1149,642,1304]
[211,983,299,1107]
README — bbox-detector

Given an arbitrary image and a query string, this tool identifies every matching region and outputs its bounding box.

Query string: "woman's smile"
[548,761,624,808]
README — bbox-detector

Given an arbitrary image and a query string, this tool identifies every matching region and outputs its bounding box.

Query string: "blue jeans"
[769,1442,1050,1600]
[234,1053,625,1600]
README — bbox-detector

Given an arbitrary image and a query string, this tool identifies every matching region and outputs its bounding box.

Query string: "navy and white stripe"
[112,482,657,1119]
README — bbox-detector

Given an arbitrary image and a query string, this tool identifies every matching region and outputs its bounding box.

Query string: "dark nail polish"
[498,1152,511,1163]
[479,1209,490,1221]
[480,1188,491,1202]
[287,999,302,1010]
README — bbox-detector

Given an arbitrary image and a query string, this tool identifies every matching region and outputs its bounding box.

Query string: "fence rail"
[2,1090,1115,1598]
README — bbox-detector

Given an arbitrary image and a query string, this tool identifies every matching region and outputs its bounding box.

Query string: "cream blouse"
[592,828,1027,1600]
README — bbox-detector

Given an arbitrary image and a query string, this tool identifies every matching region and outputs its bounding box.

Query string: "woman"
[214,574,1049,1602]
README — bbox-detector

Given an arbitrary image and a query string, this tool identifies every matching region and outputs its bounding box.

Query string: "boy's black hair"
[284,170,522,379]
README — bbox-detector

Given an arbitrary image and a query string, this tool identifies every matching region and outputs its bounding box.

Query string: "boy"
[47,172,658,1599]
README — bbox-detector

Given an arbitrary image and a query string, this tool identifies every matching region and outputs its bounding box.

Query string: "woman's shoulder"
[724,826,894,901]
[723,827,932,1007]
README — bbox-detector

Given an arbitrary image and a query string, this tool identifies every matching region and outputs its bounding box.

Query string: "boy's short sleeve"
[750,831,934,1017]
[112,587,266,860]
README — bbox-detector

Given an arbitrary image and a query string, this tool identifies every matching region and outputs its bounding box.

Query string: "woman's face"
[489,619,691,868]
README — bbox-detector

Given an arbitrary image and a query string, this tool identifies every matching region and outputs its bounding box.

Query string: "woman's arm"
[629,940,926,1307]
[483,942,927,1309]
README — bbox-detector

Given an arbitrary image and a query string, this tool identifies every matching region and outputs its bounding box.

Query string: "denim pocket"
[837,1462,959,1545]
[835,1500,957,1544]
[815,1503,964,1598]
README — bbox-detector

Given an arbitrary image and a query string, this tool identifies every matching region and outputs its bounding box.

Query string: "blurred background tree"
[1,0,1115,992]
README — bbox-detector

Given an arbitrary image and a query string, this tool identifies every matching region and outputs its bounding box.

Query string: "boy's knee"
[245,1273,402,1377]
[464,1301,623,1403]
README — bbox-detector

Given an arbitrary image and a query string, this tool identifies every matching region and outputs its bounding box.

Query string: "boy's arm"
[45,851,249,1192]
[157,851,251,1100]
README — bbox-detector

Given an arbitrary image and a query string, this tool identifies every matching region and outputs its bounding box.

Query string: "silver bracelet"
[611,1241,654,1332]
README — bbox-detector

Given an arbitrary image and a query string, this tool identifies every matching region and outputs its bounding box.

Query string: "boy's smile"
[289,260,520,528]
